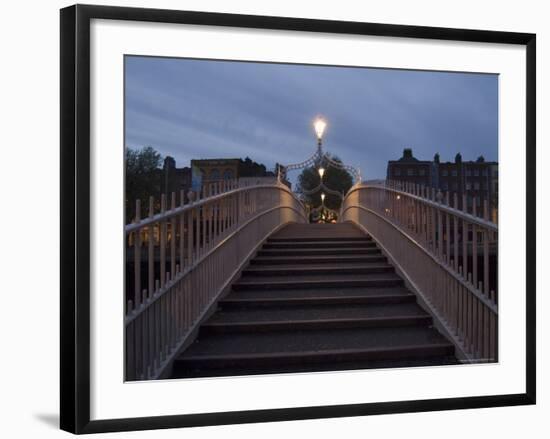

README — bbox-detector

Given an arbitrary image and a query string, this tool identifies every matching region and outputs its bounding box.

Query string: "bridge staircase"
[171,222,457,378]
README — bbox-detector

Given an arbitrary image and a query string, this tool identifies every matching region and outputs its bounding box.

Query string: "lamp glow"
[314,117,327,141]
[318,167,325,179]
[321,193,326,202]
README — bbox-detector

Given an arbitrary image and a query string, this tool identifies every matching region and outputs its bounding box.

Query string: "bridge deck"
[171,222,458,379]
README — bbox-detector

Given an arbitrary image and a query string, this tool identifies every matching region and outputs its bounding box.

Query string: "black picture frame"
[60,4,536,434]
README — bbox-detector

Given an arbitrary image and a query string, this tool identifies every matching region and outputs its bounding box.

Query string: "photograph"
[123,56,499,381]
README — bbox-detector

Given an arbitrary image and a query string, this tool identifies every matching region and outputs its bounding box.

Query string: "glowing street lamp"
[313,117,327,146]
[321,193,326,204]
[318,167,325,179]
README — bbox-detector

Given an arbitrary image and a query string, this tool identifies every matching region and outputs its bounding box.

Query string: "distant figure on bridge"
[309,207,338,224]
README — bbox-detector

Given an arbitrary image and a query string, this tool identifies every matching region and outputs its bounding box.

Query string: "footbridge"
[125,177,498,380]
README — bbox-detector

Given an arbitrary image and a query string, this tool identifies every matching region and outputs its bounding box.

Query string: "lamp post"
[313,116,327,149]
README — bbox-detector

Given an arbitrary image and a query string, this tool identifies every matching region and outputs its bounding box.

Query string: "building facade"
[162,156,192,196]
[386,148,498,218]
[162,156,278,197]
[190,158,241,187]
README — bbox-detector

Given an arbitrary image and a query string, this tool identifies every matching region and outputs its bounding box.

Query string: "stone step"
[258,247,381,256]
[233,273,403,290]
[174,326,454,375]
[203,303,432,334]
[267,236,372,243]
[201,315,433,334]
[213,302,427,322]
[221,287,416,307]
[173,356,460,378]
[241,263,394,277]
[263,241,377,249]
[251,254,387,265]
[270,223,363,239]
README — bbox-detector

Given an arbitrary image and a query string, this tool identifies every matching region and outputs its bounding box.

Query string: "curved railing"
[125,178,307,380]
[341,181,498,363]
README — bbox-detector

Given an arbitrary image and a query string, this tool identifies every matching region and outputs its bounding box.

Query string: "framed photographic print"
[60,4,536,434]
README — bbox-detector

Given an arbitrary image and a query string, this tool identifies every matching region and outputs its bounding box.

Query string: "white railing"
[125,178,307,380]
[341,180,498,362]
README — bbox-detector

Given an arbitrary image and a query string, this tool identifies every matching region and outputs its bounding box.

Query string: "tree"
[125,146,163,222]
[296,155,354,211]
[238,157,274,177]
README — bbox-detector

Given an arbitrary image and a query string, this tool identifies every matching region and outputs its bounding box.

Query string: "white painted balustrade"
[341,180,498,362]
[125,178,307,380]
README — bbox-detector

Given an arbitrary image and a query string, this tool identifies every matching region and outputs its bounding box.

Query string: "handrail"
[342,203,498,315]
[347,183,498,232]
[124,181,307,380]
[125,203,306,326]
[126,181,300,232]
[341,183,498,362]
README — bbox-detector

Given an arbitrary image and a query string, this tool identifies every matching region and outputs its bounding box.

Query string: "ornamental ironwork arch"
[277,117,362,199]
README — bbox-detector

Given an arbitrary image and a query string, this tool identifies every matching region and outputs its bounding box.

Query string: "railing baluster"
[453,193,459,272]
[473,196,478,290]
[188,209,194,266]
[148,197,154,297]
[201,202,206,256]
[179,190,185,273]
[140,289,148,378]
[160,194,166,288]
[134,199,141,308]
[437,207,443,259]
[126,308,134,380]
[483,199,490,296]
[171,192,176,279]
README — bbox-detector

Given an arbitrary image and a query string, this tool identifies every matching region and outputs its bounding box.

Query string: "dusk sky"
[125,56,498,180]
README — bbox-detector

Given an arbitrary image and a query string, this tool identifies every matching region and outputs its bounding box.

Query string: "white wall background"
[0,0,546,437]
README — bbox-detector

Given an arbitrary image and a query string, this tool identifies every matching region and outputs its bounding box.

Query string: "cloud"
[125,56,498,179]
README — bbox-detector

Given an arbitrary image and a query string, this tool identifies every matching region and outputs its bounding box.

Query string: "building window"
[451,170,458,177]
[452,183,458,191]
[466,182,472,190]
[394,168,401,176]
[494,169,499,177]
[442,169,448,177]
[474,169,479,177]
[474,182,480,190]
[209,168,220,180]
[442,182,448,190]
[407,168,414,176]
[482,169,488,176]
[223,169,234,180]
[419,168,425,176]
[482,182,487,190]
[466,169,472,177]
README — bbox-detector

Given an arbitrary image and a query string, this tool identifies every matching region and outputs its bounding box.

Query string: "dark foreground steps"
[233,273,404,291]
[220,286,416,307]
[251,254,388,265]
[202,302,433,334]
[171,222,458,379]
[172,327,456,378]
